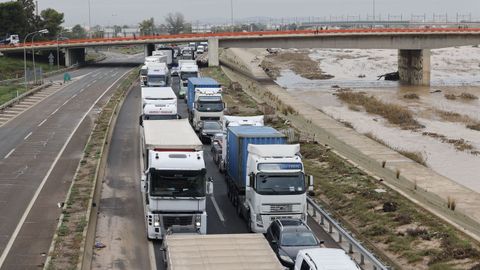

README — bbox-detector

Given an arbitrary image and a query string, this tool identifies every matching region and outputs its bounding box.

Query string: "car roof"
[298,248,360,270]
[275,219,311,233]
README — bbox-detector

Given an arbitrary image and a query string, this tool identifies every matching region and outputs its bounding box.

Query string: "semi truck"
[218,115,264,172]
[146,63,169,87]
[144,55,168,65]
[178,60,198,99]
[140,87,178,121]
[187,77,224,131]
[140,119,213,240]
[139,65,148,86]
[225,126,313,233]
[153,48,174,67]
[162,233,283,270]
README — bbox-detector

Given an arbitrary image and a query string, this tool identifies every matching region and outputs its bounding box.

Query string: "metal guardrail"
[306,196,389,270]
[0,83,52,112]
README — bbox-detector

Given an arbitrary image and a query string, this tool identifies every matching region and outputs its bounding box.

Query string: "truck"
[294,248,361,270]
[139,65,148,86]
[187,77,224,131]
[140,87,178,121]
[180,47,195,60]
[1,34,19,45]
[163,233,283,270]
[144,55,167,65]
[218,115,264,172]
[140,119,213,240]
[225,126,313,233]
[146,63,169,87]
[154,47,175,67]
[178,60,198,99]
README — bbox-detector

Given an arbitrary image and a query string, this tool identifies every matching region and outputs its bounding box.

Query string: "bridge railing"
[307,196,389,270]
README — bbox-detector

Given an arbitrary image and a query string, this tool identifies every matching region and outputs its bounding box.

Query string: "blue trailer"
[226,126,287,194]
[186,77,220,112]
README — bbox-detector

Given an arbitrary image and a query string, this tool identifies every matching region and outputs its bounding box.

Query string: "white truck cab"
[139,65,148,86]
[140,87,178,121]
[294,248,361,270]
[178,61,198,99]
[192,87,224,131]
[1,35,19,45]
[146,63,169,87]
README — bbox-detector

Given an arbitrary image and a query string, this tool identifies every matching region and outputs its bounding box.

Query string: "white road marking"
[71,93,78,98]
[51,108,60,115]
[24,132,32,141]
[0,69,133,267]
[37,119,48,127]
[4,148,15,159]
[62,100,69,106]
[210,196,225,222]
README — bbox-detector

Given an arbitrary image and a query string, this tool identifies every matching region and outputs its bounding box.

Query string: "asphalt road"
[0,52,142,270]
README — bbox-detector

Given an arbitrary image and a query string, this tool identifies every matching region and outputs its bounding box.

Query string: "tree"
[18,0,37,33]
[69,24,87,39]
[165,12,189,34]
[40,8,64,37]
[0,1,27,38]
[139,18,155,36]
[113,25,122,37]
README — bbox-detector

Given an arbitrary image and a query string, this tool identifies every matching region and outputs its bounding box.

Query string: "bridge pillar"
[208,38,219,67]
[398,49,431,86]
[144,44,155,57]
[65,48,85,67]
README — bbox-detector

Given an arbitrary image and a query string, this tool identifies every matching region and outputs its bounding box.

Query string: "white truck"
[178,60,198,99]
[140,119,213,240]
[139,65,148,86]
[218,115,264,172]
[163,234,283,270]
[1,34,19,45]
[146,63,169,87]
[145,55,168,65]
[140,87,178,121]
[154,48,174,68]
[294,248,361,270]
[225,126,314,233]
[192,88,225,131]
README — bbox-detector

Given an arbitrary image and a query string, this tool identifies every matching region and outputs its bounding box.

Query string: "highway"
[93,71,340,269]
[0,52,142,270]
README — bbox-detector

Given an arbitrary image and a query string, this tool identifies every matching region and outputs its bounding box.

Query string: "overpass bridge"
[2,28,480,85]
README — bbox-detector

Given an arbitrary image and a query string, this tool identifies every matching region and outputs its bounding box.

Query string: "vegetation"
[337,90,422,129]
[459,92,478,100]
[0,84,25,105]
[0,56,57,80]
[138,12,192,36]
[403,93,420,99]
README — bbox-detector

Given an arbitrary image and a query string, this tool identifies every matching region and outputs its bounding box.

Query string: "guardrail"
[307,196,389,270]
[0,82,52,112]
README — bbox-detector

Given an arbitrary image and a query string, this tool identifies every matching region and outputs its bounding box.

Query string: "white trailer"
[140,119,213,240]
[145,55,168,65]
[146,63,169,87]
[140,87,178,121]
[163,234,283,270]
[139,65,148,86]
[178,60,198,99]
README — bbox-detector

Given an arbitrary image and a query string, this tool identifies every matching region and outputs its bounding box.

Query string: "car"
[171,66,179,76]
[198,121,222,144]
[265,219,321,268]
[210,133,224,165]
[294,248,361,270]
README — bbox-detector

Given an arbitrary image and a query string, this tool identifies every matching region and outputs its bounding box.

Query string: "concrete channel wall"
[219,48,480,242]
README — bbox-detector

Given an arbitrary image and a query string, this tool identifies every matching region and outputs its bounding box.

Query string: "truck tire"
[247,212,253,233]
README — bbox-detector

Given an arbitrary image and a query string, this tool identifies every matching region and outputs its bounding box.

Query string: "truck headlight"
[195,215,202,228]
[154,221,160,227]
[154,216,160,227]
[280,255,294,264]
[256,214,263,227]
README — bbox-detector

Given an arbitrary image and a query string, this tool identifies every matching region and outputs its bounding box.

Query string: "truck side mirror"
[248,173,255,188]
[177,114,182,119]
[139,115,143,127]
[207,178,214,195]
[141,175,147,193]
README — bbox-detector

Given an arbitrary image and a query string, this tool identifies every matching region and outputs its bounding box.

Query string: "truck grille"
[263,204,300,213]
[162,216,193,229]
[200,116,220,121]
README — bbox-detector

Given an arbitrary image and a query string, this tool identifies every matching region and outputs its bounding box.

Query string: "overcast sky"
[2,0,480,27]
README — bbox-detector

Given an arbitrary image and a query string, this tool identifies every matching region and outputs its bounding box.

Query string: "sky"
[2,0,480,27]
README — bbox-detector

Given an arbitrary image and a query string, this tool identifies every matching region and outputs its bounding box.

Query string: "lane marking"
[210,196,225,222]
[62,100,69,106]
[4,148,15,159]
[37,119,48,127]
[0,69,133,267]
[24,132,32,141]
[51,108,59,115]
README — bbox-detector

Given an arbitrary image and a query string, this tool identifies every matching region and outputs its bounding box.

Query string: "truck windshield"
[144,114,178,120]
[197,101,224,112]
[255,173,305,195]
[148,75,166,86]
[140,69,148,76]
[180,72,198,81]
[150,169,206,197]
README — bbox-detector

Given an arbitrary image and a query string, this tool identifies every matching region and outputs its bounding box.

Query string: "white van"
[294,248,360,270]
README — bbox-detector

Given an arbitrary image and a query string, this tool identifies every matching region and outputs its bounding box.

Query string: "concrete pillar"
[65,48,86,67]
[208,38,219,67]
[398,49,431,86]
[144,44,155,57]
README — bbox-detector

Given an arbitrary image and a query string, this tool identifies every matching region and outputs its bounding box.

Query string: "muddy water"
[275,47,480,193]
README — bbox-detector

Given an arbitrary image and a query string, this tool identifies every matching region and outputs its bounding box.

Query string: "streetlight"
[88,0,92,37]
[230,0,234,31]
[23,29,48,92]
[373,0,376,22]
[56,30,68,70]
[32,29,49,85]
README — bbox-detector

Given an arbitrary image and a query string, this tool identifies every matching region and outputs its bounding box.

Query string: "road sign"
[48,53,54,66]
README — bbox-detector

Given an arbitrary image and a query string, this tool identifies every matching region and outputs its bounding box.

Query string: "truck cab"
[140,87,179,123]
[178,60,198,99]
[139,65,148,86]
[1,35,19,46]
[146,63,169,87]
[141,120,213,240]
[192,88,225,131]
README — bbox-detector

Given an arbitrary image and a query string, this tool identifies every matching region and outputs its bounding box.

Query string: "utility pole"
[88,0,92,37]
[230,0,234,30]
[373,0,376,21]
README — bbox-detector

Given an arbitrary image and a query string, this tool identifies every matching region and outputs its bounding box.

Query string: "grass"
[467,123,480,131]
[107,45,144,55]
[0,55,59,80]
[47,69,138,269]
[459,92,478,100]
[337,90,422,129]
[403,93,420,99]
[444,94,457,100]
[0,84,26,106]
[397,150,427,166]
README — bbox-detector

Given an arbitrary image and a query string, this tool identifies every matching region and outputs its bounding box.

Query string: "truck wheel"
[247,213,253,233]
